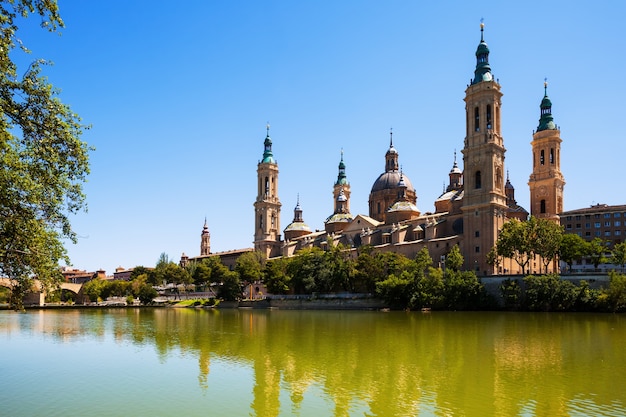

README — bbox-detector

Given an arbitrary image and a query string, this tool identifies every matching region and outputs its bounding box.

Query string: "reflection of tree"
[19,308,626,416]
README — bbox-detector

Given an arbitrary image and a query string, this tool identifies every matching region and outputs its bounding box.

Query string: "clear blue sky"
[19,1,626,274]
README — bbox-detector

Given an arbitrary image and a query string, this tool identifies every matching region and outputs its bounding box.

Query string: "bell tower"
[461,21,508,275]
[528,81,565,222]
[200,218,210,256]
[333,149,351,214]
[254,124,282,258]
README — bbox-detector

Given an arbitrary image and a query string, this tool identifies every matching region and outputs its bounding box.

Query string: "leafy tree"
[587,238,609,269]
[287,247,325,294]
[531,217,563,273]
[217,271,241,301]
[443,270,484,310]
[603,271,626,312]
[445,244,464,272]
[493,219,532,274]
[376,271,413,308]
[411,266,444,310]
[130,266,151,281]
[559,233,587,273]
[263,257,291,294]
[235,251,265,283]
[136,283,157,305]
[82,279,107,303]
[0,1,91,309]
[611,242,626,272]
[353,249,384,293]
[523,274,577,311]
[192,256,230,290]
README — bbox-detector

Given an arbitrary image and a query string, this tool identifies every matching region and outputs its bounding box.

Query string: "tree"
[559,233,587,273]
[445,245,464,272]
[218,271,241,301]
[531,218,563,273]
[235,251,265,283]
[263,257,291,294]
[587,238,609,270]
[0,1,91,309]
[493,219,532,274]
[611,242,626,272]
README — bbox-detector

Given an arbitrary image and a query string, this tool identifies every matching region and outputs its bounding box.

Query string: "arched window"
[540,199,546,214]
[475,171,482,189]
[264,177,270,197]
[540,150,545,165]
[486,105,492,129]
[550,148,554,164]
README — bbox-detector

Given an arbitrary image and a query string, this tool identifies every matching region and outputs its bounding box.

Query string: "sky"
[15,1,626,274]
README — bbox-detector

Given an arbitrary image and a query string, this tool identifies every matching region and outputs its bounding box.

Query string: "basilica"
[249,23,565,277]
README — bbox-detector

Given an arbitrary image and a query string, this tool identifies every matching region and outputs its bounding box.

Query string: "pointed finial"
[266,122,270,136]
[341,148,344,161]
[454,149,457,163]
[389,127,394,148]
[480,18,485,41]
[506,170,510,181]
[544,77,548,95]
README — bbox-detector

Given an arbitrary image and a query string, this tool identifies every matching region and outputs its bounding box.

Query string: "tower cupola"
[336,149,348,186]
[537,80,556,131]
[472,21,493,84]
[262,124,275,163]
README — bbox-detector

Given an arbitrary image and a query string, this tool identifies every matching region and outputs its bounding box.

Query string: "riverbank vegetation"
[130,240,626,312]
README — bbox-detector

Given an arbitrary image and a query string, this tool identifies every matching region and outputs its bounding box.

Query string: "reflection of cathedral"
[249,23,564,275]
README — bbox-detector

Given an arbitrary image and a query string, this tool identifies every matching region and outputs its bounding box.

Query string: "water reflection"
[1,309,624,417]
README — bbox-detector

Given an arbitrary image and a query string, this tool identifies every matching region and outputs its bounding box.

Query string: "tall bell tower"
[254,125,282,258]
[461,22,508,275]
[528,81,565,222]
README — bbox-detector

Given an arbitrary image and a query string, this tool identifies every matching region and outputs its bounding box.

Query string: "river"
[1,308,624,416]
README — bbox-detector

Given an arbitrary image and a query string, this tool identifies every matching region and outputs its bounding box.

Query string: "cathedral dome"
[371,171,415,193]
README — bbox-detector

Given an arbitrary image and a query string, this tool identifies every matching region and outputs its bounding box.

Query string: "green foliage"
[604,271,626,312]
[411,267,445,310]
[523,274,578,311]
[559,233,587,273]
[375,271,413,308]
[611,242,626,272]
[443,270,483,310]
[217,271,241,301]
[263,258,291,294]
[192,256,230,290]
[136,284,157,305]
[500,279,522,310]
[445,245,464,272]
[531,217,563,273]
[235,251,265,283]
[152,256,191,288]
[492,217,564,275]
[0,1,91,309]
[587,238,609,269]
[82,279,107,303]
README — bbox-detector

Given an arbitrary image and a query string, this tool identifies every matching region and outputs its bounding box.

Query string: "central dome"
[371,171,415,193]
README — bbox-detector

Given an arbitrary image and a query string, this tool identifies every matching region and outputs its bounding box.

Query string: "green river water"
[1,308,624,417]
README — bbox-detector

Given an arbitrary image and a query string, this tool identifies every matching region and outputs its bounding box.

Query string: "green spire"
[336,149,348,185]
[472,20,493,84]
[537,80,556,131]
[261,123,275,163]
